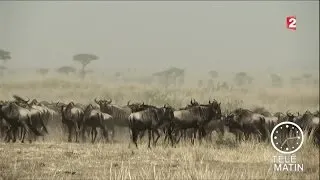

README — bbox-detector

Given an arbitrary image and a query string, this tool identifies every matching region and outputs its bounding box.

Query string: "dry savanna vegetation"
[0,72,319,180]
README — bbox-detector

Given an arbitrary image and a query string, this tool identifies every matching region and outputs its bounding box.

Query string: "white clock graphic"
[271,121,304,154]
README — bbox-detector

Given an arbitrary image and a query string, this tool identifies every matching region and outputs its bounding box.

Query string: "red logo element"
[286,16,296,31]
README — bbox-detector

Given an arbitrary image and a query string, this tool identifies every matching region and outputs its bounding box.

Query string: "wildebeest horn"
[286,110,292,116]
[190,98,193,105]
[94,98,99,104]
[127,100,131,106]
[209,100,211,104]
[24,97,30,103]
[107,98,112,104]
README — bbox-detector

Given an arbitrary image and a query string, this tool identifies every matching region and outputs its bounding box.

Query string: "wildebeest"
[128,104,175,148]
[294,110,320,145]
[224,108,269,142]
[82,104,113,143]
[95,98,135,139]
[172,99,222,144]
[60,101,84,142]
[0,101,44,143]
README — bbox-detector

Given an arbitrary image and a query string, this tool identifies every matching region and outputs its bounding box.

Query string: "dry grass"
[0,74,319,179]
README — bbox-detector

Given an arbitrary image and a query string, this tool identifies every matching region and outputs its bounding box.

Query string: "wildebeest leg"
[16,127,26,141]
[191,128,197,145]
[75,127,79,143]
[131,128,139,148]
[103,128,109,143]
[175,129,184,144]
[67,125,72,142]
[6,126,15,143]
[139,130,145,141]
[90,127,94,143]
[153,129,160,146]
[235,131,242,142]
[109,125,114,143]
[183,130,187,142]
[147,129,152,149]
[244,132,250,141]
[81,126,87,143]
[21,127,27,143]
[4,127,11,142]
[92,127,98,143]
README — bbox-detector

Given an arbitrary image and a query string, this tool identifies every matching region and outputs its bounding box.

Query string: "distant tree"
[152,67,185,87]
[0,49,11,64]
[208,70,219,79]
[36,68,49,76]
[301,73,312,85]
[0,49,11,77]
[115,72,121,78]
[290,77,302,86]
[234,72,253,86]
[56,66,76,75]
[270,74,283,87]
[73,53,99,79]
[0,65,7,76]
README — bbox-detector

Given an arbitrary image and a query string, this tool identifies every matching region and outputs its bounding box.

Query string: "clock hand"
[280,137,299,148]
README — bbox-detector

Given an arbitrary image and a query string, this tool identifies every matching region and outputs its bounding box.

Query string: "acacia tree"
[270,73,283,87]
[234,72,253,86]
[208,70,219,79]
[0,49,11,77]
[0,49,11,64]
[36,68,49,76]
[301,73,312,85]
[0,65,7,76]
[73,53,98,79]
[56,66,76,75]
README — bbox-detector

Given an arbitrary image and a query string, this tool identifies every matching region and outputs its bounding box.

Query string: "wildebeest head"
[94,98,112,108]
[190,98,199,106]
[208,99,222,119]
[29,99,39,106]
[223,113,241,129]
[127,101,146,112]
[12,95,30,104]
[84,104,95,113]
[286,110,298,122]
[162,104,175,120]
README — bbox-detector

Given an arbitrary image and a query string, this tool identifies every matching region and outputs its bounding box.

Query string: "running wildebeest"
[224,108,269,142]
[128,104,175,148]
[95,98,137,140]
[294,110,320,145]
[60,101,84,142]
[82,104,113,143]
[172,99,222,145]
[0,101,44,143]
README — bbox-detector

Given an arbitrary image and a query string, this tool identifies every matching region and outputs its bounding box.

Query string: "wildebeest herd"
[0,95,319,148]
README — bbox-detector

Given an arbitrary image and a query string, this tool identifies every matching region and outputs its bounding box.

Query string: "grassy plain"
[0,74,319,179]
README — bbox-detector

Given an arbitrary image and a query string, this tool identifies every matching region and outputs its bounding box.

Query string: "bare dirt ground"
[0,76,319,179]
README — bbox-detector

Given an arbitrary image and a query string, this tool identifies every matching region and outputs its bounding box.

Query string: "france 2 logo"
[286,16,296,31]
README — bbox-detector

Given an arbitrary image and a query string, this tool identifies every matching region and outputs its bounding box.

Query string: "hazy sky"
[1,1,319,74]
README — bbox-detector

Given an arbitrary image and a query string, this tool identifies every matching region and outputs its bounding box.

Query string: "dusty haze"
[0,2,319,180]
[1,1,319,75]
